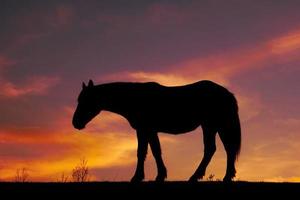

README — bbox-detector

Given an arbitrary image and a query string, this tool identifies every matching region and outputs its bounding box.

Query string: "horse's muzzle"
[72,119,85,130]
[74,124,85,130]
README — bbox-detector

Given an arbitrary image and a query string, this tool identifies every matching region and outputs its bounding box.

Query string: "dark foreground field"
[1,181,300,199]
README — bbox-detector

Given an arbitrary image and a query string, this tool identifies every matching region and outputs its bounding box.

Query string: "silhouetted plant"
[207,174,215,181]
[58,172,69,183]
[72,158,89,182]
[15,168,29,182]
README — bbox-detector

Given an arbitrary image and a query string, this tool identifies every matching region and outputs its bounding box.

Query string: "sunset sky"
[1,0,300,182]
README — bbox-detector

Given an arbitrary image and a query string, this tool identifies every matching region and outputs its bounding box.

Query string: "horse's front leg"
[131,130,148,183]
[149,132,167,182]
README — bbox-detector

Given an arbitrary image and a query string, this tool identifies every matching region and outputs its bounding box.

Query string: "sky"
[0,0,300,182]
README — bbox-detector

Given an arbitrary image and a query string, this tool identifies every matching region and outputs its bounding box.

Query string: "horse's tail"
[219,93,241,162]
[231,109,241,161]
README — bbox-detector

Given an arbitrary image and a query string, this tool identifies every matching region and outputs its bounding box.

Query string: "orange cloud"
[102,28,300,89]
[269,30,300,54]
[238,134,300,182]
[0,108,177,181]
[0,127,136,181]
[176,32,300,84]
[0,76,60,98]
[103,71,193,86]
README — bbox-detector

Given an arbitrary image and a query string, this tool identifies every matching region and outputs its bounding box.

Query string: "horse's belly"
[154,117,201,134]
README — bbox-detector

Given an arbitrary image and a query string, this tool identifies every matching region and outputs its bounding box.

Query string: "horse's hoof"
[155,175,166,182]
[155,169,167,182]
[130,175,144,183]
[223,176,233,183]
[188,176,199,182]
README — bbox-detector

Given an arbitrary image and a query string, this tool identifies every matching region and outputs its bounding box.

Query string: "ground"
[2,181,300,199]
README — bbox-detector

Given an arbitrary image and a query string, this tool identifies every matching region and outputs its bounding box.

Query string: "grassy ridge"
[1,181,300,198]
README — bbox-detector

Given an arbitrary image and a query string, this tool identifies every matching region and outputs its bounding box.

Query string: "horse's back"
[123,81,237,133]
[130,80,236,111]
[150,80,235,106]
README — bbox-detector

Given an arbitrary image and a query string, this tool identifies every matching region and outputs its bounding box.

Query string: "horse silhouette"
[72,80,241,182]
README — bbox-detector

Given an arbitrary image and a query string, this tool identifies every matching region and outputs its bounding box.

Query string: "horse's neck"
[96,83,131,117]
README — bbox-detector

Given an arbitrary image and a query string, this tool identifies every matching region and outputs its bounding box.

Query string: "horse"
[72,79,241,182]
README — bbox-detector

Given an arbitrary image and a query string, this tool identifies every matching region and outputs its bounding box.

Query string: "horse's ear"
[82,82,87,89]
[88,79,94,87]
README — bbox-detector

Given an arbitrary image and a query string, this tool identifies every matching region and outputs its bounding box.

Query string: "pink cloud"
[0,76,60,98]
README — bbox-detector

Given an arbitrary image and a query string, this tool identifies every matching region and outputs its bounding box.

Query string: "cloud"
[83,1,192,34]
[0,55,60,98]
[102,27,300,87]
[0,104,178,181]
[0,76,60,98]
[0,126,137,181]
[269,29,300,54]
[0,56,16,70]
[169,29,300,86]
[1,7,300,181]
[274,118,300,128]
[146,3,189,25]
[238,138,300,182]
[101,71,194,86]
[2,4,75,55]
[87,28,300,182]
[99,28,300,123]
[52,4,74,28]
[236,110,300,182]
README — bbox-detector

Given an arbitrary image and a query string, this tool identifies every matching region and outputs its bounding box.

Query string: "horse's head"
[72,80,102,130]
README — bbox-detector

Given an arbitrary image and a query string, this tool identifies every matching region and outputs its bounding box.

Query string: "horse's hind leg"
[219,129,237,182]
[149,132,167,182]
[131,130,148,182]
[189,126,217,182]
